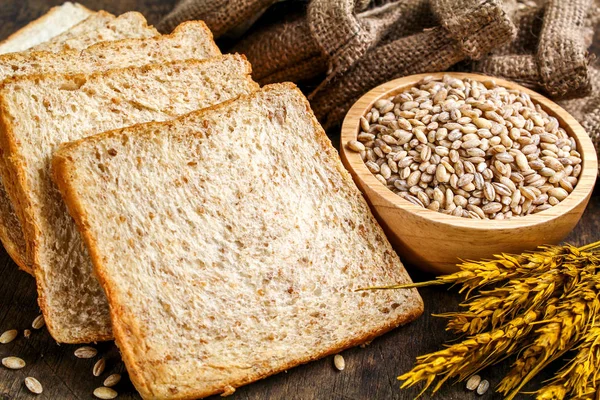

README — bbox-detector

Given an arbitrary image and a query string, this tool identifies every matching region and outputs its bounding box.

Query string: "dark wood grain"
[0,2,598,399]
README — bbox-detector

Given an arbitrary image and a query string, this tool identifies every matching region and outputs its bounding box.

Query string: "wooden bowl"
[340,72,598,275]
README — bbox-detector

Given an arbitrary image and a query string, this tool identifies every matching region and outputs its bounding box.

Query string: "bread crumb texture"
[0,55,256,343]
[0,20,219,274]
[56,84,423,399]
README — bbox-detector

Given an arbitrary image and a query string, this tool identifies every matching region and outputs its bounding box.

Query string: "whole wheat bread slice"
[52,83,424,399]
[0,55,258,343]
[0,8,158,271]
[0,21,220,273]
[0,2,94,54]
[31,11,158,53]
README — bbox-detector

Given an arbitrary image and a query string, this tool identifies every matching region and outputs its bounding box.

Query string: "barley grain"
[477,380,490,395]
[466,375,481,391]
[104,374,121,387]
[346,140,365,152]
[357,76,579,219]
[0,330,17,344]
[74,346,97,359]
[94,387,118,399]
[32,315,45,330]
[24,377,42,394]
[334,354,345,371]
[93,358,106,377]
[2,356,25,369]
[547,187,568,201]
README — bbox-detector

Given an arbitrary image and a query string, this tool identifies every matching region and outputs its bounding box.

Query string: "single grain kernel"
[32,315,45,330]
[477,379,490,395]
[466,375,481,391]
[24,377,43,394]
[93,358,106,377]
[103,374,121,387]
[74,346,97,359]
[347,140,365,152]
[334,354,345,371]
[0,329,17,344]
[2,356,25,369]
[93,387,118,399]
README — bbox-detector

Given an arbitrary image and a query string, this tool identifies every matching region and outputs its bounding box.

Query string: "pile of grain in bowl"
[346,75,582,220]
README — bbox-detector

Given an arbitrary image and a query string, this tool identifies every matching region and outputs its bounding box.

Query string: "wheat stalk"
[536,324,600,399]
[441,256,600,335]
[441,274,563,335]
[388,240,600,398]
[398,310,539,396]
[499,288,598,400]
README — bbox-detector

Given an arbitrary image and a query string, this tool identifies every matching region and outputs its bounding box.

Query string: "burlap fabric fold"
[233,0,435,85]
[158,0,278,38]
[559,67,600,157]
[472,0,594,98]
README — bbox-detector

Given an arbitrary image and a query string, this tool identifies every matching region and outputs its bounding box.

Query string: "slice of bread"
[52,83,424,399]
[0,21,220,274]
[31,11,159,53]
[0,55,258,343]
[0,2,94,54]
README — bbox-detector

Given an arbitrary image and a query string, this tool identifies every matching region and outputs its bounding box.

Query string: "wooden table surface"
[0,2,599,399]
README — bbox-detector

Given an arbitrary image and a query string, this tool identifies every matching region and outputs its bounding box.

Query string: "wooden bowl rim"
[340,72,598,231]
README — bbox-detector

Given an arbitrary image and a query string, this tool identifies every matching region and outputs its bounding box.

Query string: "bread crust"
[29,11,159,54]
[29,10,115,51]
[0,20,218,70]
[85,20,218,58]
[0,3,94,54]
[0,215,29,272]
[0,99,40,266]
[53,83,423,399]
[0,100,27,275]
[0,95,56,335]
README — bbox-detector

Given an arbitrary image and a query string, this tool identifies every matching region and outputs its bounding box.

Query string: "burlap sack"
[232,4,329,86]
[158,0,278,37]
[472,0,594,98]
[233,0,435,86]
[559,68,600,158]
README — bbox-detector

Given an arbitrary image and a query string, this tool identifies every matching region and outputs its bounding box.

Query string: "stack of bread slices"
[0,3,423,399]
